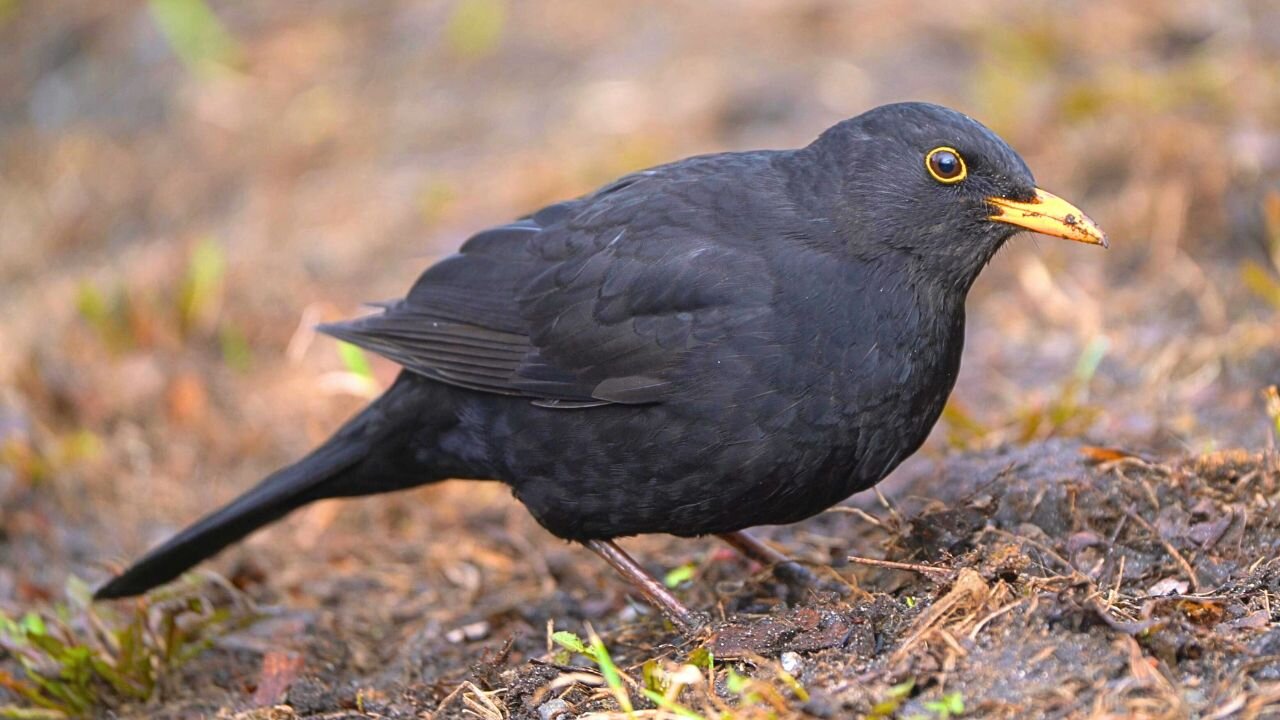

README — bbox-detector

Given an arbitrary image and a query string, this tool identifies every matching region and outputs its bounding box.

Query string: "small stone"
[780,651,803,675]
[1147,577,1189,597]
[538,698,571,720]
[1227,609,1270,630]
[800,692,839,719]
[284,677,338,716]
[445,620,490,643]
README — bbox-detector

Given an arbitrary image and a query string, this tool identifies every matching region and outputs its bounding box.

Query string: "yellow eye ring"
[925,146,967,184]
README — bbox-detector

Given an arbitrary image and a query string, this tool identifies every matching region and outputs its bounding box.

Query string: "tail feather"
[95,416,374,600]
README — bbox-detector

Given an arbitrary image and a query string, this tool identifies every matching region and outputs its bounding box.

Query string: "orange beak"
[987,188,1108,248]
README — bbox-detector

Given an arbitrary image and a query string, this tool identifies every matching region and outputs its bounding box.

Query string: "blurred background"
[1,0,1279,704]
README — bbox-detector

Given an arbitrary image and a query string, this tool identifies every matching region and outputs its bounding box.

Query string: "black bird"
[94,102,1105,631]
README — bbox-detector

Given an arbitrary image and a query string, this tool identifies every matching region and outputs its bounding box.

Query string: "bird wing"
[319,169,777,407]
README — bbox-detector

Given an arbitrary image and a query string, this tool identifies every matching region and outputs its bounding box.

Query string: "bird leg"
[585,539,702,634]
[718,529,791,566]
[717,530,850,597]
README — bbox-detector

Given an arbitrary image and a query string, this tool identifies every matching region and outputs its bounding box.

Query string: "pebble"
[538,698,571,720]
[444,620,490,643]
[780,651,803,675]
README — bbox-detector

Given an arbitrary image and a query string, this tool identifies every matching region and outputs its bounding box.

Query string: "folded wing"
[320,170,776,407]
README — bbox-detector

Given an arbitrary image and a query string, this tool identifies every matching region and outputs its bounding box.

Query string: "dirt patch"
[4,2,1280,718]
[10,441,1268,718]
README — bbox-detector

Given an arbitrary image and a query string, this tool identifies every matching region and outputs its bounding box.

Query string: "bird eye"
[925,147,966,184]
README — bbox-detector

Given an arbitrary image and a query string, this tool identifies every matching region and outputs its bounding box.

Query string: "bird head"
[810,102,1106,291]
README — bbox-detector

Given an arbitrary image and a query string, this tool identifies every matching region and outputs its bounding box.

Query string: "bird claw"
[668,609,713,636]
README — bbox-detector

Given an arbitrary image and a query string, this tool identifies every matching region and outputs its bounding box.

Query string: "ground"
[2,2,1280,718]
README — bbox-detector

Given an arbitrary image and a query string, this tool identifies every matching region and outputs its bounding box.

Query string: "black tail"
[93,375,425,600]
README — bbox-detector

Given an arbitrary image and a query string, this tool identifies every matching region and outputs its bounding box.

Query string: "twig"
[845,555,955,578]
[982,528,1075,574]
[969,598,1027,640]
[530,657,599,675]
[873,486,905,527]
[1109,554,1126,607]
[823,506,886,527]
[429,681,470,719]
[890,568,988,666]
[1098,513,1129,605]
[1122,507,1201,592]
[1087,598,1164,636]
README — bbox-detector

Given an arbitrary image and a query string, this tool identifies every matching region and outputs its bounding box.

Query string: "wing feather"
[318,154,780,406]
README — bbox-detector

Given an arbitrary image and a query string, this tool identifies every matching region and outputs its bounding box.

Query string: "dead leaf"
[1147,577,1189,597]
[1080,445,1139,464]
[252,651,304,707]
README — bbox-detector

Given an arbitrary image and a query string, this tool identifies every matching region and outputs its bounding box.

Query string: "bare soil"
[3,2,1280,718]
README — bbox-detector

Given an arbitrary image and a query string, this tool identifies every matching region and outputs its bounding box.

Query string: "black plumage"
[94,103,1105,627]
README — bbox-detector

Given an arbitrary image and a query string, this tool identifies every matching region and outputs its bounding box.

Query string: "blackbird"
[94,102,1105,631]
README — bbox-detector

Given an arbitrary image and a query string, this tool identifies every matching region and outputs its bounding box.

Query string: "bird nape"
[94,102,1106,634]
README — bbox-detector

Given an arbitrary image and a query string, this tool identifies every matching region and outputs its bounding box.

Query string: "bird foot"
[770,560,852,600]
[717,530,852,601]
[668,609,712,636]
